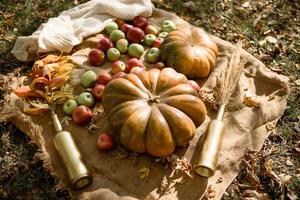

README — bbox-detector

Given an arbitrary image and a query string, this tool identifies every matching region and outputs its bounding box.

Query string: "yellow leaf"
[139,167,150,180]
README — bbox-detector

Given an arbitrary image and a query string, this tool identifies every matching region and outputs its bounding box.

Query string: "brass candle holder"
[194,41,247,177]
[194,104,225,177]
[51,109,92,190]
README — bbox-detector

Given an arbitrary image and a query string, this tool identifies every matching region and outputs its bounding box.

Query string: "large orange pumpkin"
[102,68,207,157]
[160,27,218,78]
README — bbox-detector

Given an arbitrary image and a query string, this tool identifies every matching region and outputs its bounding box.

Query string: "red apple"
[111,60,126,74]
[97,73,112,85]
[133,16,148,29]
[97,38,113,53]
[127,27,145,43]
[92,84,105,101]
[88,49,105,66]
[97,132,115,151]
[144,24,159,35]
[120,24,133,33]
[152,38,164,48]
[126,58,143,72]
[130,66,144,75]
[111,72,126,79]
[153,61,165,69]
[72,105,93,125]
[188,80,201,93]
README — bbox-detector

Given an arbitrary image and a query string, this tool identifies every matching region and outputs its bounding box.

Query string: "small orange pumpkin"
[160,27,218,78]
[102,68,207,157]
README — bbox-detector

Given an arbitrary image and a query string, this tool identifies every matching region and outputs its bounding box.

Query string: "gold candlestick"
[194,104,225,177]
[194,41,248,177]
[51,110,92,189]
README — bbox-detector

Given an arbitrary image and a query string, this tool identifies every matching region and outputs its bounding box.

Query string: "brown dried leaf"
[243,190,270,200]
[243,95,261,107]
[264,159,273,176]
[266,122,276,131]
[206,185,216,199]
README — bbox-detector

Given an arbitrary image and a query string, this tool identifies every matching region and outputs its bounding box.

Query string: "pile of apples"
[62,16,200,151]
[87,16,177,73]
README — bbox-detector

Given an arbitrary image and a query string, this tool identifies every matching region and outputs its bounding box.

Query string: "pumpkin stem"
[148,95,161,104]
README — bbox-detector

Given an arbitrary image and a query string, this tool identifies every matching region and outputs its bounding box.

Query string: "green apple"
[109,30,125,43]
[158,32,168,38]
[80,70,97,88]
[128,43,144,58]
[116,38,129,54]
[144,34,157,46]
[146,47,160,63]
[161,20,176,33]
[77,92,95,107]
[63,99,78,115]
[107,48,121,61]
[104,21,118,35]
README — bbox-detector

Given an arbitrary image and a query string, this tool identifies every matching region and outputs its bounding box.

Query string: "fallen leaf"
[205,185,216,199]
[268,95,275,101]
[278,173,292,184]
[61,116,72,126]
[243,190,269,200]
[258,39,267,46]
[241,2,250,8]
[243,95,261,107]
[139,167,150,179]
[265,36,277,44]
[286,158,293,166]
[287,190,298,200]
[294,79,300,86]
[264,159,273,176]
[266,122,276,131]
[294,141,300,153]
[216,177,223,184]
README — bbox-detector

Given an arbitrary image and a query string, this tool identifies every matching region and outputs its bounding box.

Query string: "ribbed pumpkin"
[160,27,218,78]
[102,68,207,157]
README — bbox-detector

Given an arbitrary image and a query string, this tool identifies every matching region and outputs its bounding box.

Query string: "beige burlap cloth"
[1,9,289,200]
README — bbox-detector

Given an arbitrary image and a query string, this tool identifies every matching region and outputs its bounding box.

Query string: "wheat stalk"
[215,41,248,106]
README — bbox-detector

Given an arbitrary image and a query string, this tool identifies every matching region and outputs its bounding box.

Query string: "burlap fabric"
[0,8,289,200]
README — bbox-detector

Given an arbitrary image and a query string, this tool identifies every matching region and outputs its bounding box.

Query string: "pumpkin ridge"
[105,78,148,99]
[155,68,187,94]
[145,105,175,157]
[124,73,150,94]
[120,106,151,153]
[102,93,147,111]
[156,103,195,146]
[107,100,149,130]
[162,94,207,126]
[159,83,197,98]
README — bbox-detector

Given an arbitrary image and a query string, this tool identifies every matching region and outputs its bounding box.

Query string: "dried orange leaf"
[264,159,273,176]
[24,107,48,115]
[42,54,62,64]
[14,86,41,98]
[30,77,49,89]
[49,76,66,90]
[205,185,216,199]
[243,95,260,107]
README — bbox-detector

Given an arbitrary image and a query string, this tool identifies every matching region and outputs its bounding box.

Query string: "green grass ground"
[0,0,299,199]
